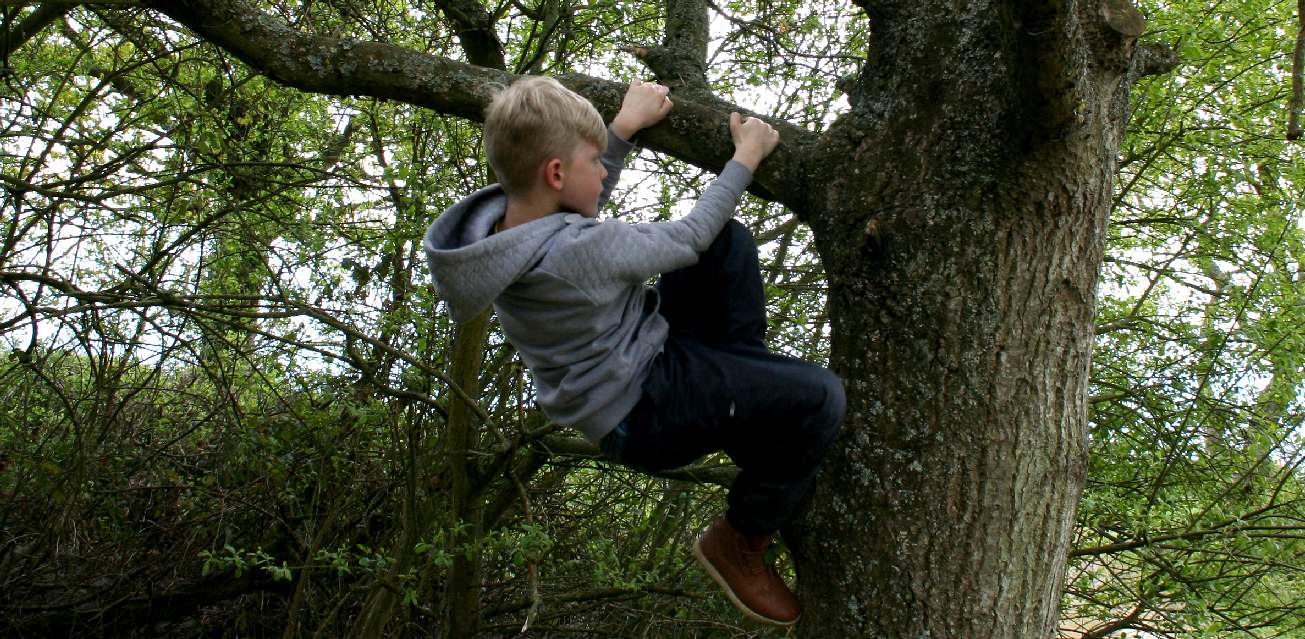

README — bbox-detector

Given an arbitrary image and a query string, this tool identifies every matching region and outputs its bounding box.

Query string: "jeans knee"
[724,218,752,241]
[712,219,757,257]
[772,368,842,471]
[787,367,843,450]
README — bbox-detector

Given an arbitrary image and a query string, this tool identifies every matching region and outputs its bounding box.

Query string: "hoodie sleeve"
[592,160,753,284]
[597,128,636,215]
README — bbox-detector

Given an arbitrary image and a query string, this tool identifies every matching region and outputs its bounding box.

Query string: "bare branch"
[127,0,815,211]
[0,4,72,61]
[1077,604,1145,639]
[536,434,739,488]
[1069,500,1302,557]
[629,0,709,91]
[482,584,706,620]
[431,0,507,70]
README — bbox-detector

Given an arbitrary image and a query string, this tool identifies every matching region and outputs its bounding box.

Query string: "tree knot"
[1100,0,1146,39]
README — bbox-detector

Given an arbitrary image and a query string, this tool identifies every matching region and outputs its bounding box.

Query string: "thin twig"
[509,468,542,636]
[1288,0,1304,139]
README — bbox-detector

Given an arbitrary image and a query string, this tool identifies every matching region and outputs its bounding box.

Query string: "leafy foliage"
[1063,1,1305,637]
[0,1,1300,638]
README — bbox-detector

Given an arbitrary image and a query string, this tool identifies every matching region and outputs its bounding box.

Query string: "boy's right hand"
[611,79,673,141]
[729,112,780,172]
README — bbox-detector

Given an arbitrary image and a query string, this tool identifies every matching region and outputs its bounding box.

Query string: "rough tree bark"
[122,0,1178,635]
[787,2,1173,636]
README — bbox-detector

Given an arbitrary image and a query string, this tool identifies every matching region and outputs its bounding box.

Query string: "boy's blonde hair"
[483,76,607,195]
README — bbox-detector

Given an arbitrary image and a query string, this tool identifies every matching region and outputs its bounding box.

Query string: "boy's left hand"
[611,79,673,140]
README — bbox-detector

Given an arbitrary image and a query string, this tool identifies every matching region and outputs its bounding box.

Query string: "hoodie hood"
[422,184,569,323]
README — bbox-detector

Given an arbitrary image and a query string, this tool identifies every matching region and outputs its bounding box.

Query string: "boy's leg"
[612,219,842,624]
[605,220,769,476]
[617,338,844,531]
[719,358,844,535]
[630,218,843,526]
[714,350,844,536]
[656,219,767,350]
[613,337,843,625]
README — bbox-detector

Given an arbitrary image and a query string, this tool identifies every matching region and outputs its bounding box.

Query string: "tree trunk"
[440,309,493,638]
[785,2,1155,636]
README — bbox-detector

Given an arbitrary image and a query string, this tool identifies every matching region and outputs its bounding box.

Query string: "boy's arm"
[597,80,674,215]
[596,113,779,283]
[594,160,753,283]
[596,129,636,214]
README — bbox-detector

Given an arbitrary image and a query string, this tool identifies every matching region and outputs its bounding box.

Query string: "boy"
[423,77,844,626]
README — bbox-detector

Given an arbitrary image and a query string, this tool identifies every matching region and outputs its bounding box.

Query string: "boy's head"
[484,76,607,196]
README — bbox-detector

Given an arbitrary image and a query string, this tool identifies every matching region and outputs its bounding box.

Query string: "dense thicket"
[0,1,1301,637]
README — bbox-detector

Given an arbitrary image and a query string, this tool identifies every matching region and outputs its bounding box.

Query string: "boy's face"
[557,140,607,217]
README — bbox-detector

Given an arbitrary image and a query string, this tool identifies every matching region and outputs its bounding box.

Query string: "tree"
[2,0,1300,638]
[123,0,1180,635]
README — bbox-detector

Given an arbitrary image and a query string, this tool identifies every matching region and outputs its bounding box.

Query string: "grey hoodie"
[423,129,753,442]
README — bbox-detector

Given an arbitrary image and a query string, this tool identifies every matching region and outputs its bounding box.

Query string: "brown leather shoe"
[693,516,801,626]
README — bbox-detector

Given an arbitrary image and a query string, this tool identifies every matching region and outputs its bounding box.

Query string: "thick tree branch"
[536,434,739,488]
[0,3,72,62]
[431,0,506,70]
[133,0,815,211]
[1016,0,1153,137]
[1134,41,1180,77]
[3,572,292,637]
[561,72,816,209]
[664,0,708,70]
[628,0,709,92]
[143,0,505,121]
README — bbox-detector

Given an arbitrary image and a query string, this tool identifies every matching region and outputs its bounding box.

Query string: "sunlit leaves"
[1069,0,1305,635]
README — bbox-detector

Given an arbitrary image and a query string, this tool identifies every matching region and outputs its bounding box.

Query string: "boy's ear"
[542,157,566,192]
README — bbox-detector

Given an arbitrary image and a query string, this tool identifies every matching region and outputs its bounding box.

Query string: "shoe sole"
[693,535,800,627]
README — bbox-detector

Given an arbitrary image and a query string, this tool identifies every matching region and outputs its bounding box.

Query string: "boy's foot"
[693,516,801,626]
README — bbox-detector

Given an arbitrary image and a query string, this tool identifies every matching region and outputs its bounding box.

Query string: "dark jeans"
[600,220,845,537]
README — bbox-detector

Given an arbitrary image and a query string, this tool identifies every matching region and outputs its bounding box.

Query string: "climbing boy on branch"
[423,76,844,626]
